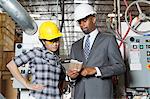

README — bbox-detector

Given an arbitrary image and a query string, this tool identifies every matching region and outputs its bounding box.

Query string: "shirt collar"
[85,28,99,38]
[83,29,99,49]
[42,47,54,55]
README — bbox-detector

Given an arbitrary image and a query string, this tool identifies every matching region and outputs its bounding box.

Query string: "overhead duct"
[0,5,4,12]
[0,0,37,35]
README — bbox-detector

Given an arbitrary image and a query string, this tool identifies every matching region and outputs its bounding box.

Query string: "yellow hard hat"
[39,21,63,40]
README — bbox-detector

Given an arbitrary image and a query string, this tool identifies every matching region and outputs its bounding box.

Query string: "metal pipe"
[0,5,4,12]
[0,0,37,35]
[117,0,121,35]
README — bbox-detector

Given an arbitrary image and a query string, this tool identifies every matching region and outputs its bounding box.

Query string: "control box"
[12,43,30,88]
[126,36,150,88]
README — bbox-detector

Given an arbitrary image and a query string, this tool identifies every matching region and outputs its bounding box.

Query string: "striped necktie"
[84,35,90,60]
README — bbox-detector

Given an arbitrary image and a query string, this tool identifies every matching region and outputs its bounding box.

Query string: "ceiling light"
[108,13,123,17]
[30,14,41,18]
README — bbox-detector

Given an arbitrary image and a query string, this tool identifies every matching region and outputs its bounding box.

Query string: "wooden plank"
[0,59,2,70]
[0,27,15,51]
[0,78,1,93]
[1,71,12,80]
[1,79,17,99]
[0,13,6,22]
[0,27,3,45]
[0,46,3,70]
[2,52,14,70]
[3,33,15,51]
[2,28,15,41]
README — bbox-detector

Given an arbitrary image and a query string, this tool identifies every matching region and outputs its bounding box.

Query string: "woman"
[7,21,65,99]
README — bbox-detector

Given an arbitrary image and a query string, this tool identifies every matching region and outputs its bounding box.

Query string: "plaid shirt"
[14,47,65,99]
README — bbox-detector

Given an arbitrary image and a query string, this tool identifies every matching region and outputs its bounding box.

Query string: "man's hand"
[81,67,96,76]
[67,69,79,79]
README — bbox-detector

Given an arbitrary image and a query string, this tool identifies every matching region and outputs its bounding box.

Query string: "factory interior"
[1,0,150,99]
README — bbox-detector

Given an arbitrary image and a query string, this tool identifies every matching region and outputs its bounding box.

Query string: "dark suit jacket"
[70,32,126,99]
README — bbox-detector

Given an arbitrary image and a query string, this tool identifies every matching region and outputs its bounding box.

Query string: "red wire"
[118,0,132,48]
[121,1,133,99]
[118,13,132,48]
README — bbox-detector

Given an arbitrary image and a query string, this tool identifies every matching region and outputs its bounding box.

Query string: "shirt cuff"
[65,76,69,81]
[95,67,101,77]
[66,76,76,82]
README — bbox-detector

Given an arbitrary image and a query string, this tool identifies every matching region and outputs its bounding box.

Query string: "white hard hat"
[74,3,96,21]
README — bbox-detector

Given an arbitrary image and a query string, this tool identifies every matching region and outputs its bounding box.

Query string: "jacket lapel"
[86,32,102,62]
[78,37,87,63]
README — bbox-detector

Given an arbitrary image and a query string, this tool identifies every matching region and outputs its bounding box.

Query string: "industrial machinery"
[12,43,31,89]
[126,36,150,98]
[123,0,150,98]
[10,43,31,99]
[125,0,150,35]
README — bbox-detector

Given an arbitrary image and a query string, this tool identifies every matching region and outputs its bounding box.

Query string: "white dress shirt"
[83,29,101,77]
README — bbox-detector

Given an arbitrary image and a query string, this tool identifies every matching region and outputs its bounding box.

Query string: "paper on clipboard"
[68,59,83,71]
[62,59,83,72]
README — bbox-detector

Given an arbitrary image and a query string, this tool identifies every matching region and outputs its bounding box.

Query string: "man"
[6,21,65,99]
[67,3,126,99]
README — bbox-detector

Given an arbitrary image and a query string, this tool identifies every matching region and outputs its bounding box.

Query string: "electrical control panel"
[126,36,150,88]
[12,43,31,89]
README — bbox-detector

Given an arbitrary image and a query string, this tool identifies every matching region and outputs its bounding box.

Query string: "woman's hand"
[25,82,45,91]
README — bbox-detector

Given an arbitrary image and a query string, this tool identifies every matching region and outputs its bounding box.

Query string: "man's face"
[77,15,96,34]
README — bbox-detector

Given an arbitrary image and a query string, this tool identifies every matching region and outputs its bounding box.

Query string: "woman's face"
[78,15,96,34]
[44,38,60,52]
